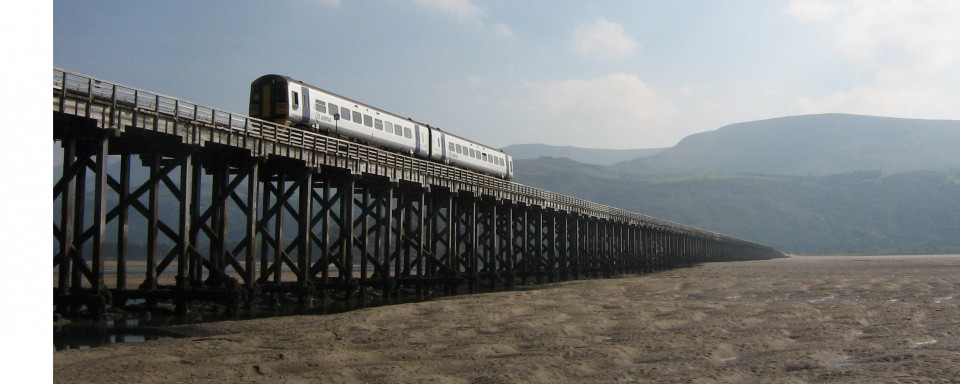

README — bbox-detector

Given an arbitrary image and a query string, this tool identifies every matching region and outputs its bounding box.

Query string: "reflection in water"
[54,318,180,351]
[53,293,438,351]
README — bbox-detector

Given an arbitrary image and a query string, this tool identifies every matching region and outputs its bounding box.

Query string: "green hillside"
[515,157,960,255]
[514,114,960,255]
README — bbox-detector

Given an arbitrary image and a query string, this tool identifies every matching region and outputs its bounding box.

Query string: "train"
[249,75,514,180]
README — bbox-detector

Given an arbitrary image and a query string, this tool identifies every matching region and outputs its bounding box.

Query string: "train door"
[426,127,443,161]
[437,131,448,162]
[414,125,424,157]
[288,84,303,124]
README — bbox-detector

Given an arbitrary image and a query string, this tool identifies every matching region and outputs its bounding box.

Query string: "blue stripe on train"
[299,87,311,125]
[414,125,422,156]
[439,132,447,162]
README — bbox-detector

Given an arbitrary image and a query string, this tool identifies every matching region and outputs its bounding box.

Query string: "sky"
[7,1,960,373]
[49,0,960,150]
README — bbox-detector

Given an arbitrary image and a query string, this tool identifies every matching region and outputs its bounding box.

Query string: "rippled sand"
[53,255,960,383]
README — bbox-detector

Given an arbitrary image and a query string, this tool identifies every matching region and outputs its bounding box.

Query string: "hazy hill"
[514,157,960,255]
[504,143,663,165]
[512,114,960,254]
[614,114,960,176]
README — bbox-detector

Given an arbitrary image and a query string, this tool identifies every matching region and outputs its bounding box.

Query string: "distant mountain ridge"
[614,114,960,176]
[510,113,960,254]
[503,143,663,166]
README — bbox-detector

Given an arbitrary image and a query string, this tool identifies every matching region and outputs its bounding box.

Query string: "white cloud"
[794,84,960,120]
[407,0,485,23]
[786,0,960,72]
[572,18,638,60]
[493,22,514,39]
[401,0,513,38]
[784,0,838,21]
[519,74,675,148]
[786,0,960,119]
[837,1,960,72]
[310,0,342,7]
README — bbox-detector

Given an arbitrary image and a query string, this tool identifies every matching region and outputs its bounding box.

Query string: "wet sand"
[53,255,960,383]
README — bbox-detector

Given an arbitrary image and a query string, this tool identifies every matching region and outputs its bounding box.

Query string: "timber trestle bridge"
[53,68,784,318]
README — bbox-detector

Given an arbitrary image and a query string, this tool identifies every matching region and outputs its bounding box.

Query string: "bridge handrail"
[53,67,775,251]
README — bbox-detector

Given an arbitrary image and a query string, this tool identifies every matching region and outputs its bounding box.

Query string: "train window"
[375,119,383,131]
[341,107,351,121]
[385,121,394,134]
[363,114,373,127]
[249,90,261,117]
[404,127,412,139]
[291,91,299,111]
[352,111,362,124]
[394,125,403,136]
[329,103,338,116]
[449,143,455,152]
[469,148,475,158]
[482,153,487,161]
[455,144,463,154]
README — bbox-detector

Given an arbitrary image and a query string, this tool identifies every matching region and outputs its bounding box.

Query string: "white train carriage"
[249,74,514,179]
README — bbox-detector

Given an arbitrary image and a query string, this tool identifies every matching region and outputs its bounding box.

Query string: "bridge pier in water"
[53,68,783,318]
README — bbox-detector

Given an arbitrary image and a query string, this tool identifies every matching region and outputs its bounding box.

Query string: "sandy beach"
[53,255,960,383]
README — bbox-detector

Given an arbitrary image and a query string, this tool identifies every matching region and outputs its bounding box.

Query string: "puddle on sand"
[55,292,449,351]
[54,318,181,351]
[832,359,856,368]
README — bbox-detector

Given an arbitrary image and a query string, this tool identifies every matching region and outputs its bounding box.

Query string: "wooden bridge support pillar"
[453,193,479,292]
[394,183,427,294]
[526,206,542,284]
[570,214,583,280]
[510,203,527,285]
[354,177,396,296]
[336,174,358,295]
[423,187,454,292]
[53,131,114,317]
[545,209,559,283]
[475,197,498,290]
[499,201,516,288]
[256,160,316,304]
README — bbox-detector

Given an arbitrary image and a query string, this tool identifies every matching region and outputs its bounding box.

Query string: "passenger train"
[249,75,514,179]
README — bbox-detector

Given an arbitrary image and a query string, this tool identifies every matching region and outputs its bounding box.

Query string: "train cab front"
[249,75,290,125]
